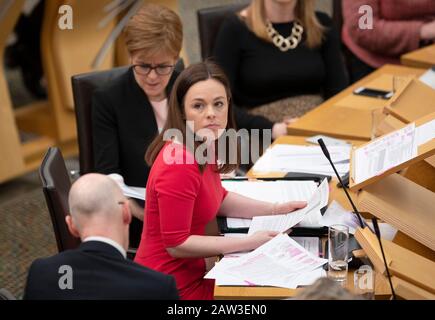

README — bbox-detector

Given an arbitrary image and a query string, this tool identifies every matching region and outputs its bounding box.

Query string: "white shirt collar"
[83,236,127,259]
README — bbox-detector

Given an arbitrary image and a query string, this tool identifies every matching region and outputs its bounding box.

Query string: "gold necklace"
[266,20,304,52]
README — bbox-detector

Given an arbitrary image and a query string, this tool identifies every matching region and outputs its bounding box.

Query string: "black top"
[92,68,273,187]
[213,12,349,108]
[23,241,179,300]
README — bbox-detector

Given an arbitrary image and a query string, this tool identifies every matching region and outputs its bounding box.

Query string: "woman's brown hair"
[145,61,239,174]
[242,0,325,49]
[123,3,183,58]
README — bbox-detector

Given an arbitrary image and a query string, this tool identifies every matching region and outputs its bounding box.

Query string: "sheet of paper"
[247,179,329,234]
[206,233,327,289]
[292,237,320,257]
[320,200,362,234]
[213,260,326,287]
[353,123,417,184]
[416,119,435,146]
[222,180,318,203]
[419,68,435,90]
[226,217,252,229]
[306,135,351,147]
[108,173,146,200]
[223,180,319,229]
[252,144,350,176]
[366,222,398,241]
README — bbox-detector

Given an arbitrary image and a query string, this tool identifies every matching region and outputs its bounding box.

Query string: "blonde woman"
[213,0,348,122]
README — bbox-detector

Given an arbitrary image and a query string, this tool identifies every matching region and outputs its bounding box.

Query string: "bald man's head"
[68,173,125,226]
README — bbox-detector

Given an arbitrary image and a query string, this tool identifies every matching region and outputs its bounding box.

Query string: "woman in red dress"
[134,61,306,300]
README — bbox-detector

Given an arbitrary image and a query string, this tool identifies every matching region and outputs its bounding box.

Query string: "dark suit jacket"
[23,241,179,300]
[92,67,273,188]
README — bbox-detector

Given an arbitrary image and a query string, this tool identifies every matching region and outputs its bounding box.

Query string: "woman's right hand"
[246,230,279,250]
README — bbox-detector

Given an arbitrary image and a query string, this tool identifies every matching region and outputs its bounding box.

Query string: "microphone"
[317,138,364,228]
[318,138,396,299]
[372,217,397,300]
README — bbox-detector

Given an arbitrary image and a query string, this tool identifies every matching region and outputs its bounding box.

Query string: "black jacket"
[23,241,179,300]
[92,67,273,187]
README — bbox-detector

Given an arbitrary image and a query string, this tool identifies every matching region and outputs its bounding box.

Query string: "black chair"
[39,147,137,259]
[197,2,249,60]
[39,147,81,252]
[71,66,127,175]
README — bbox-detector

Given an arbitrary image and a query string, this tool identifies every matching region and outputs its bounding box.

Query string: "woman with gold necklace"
[214,0,348,122]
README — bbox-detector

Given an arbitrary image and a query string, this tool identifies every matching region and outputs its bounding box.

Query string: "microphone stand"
[317,139,396,300]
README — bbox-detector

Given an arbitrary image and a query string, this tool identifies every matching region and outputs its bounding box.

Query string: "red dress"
[134,142,227,300]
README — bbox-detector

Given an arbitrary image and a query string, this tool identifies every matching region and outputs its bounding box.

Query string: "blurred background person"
[342,0,435,82]
[213,0,348,123]
[293,278,362,300]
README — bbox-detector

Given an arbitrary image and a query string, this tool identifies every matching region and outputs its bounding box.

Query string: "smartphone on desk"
[353,86,393,99]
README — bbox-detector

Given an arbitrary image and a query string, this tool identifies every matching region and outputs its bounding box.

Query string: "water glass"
[328,224,349,283]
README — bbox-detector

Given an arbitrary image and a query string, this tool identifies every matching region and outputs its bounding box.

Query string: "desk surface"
[401,44,435,69]
[286,64,425,141]
[214,136,391,299]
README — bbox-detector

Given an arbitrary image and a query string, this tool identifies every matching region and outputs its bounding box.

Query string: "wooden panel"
[402,159,435,192]
[0,0,26,183]
[392,277,435,300]
[393,231,435,262]
[41,0,116,143]
[358,174,435,251]
[288,106,374,140]
[14,101,56,138]
[401,44,435,69]
[355,227,435,295]
[287,65,425,140]
[386,78,435,123]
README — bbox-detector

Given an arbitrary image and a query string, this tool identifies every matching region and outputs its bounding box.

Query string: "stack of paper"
[223,180,321,229]
[252,144,351,176]
[206,233,327,289]
[247,179,329,233]
[223,179,329,231]
[108,173,146,200]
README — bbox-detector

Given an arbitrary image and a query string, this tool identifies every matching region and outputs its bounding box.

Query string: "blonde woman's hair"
[124,3,183,58]
[242,0,324,49]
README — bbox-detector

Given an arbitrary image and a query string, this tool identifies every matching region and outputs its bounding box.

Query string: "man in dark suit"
[24,173,179,300]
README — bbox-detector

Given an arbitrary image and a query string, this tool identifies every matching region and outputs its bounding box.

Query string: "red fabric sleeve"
[343,0,423,56]
[155,159,201,248]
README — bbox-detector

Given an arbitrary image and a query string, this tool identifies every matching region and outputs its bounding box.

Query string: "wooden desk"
[401,44,435,69]
[214,136,390,299]
[287,65,425,141]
